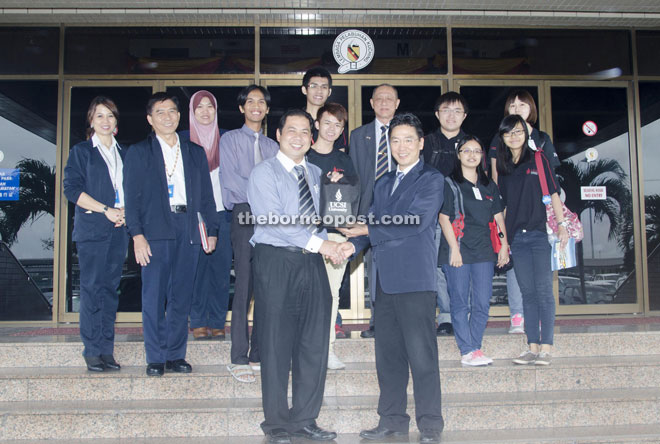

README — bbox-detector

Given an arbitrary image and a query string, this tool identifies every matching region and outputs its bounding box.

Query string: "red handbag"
[489,220,503,253]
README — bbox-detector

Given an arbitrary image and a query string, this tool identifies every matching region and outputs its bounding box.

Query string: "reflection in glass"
[0,81,58,320]
[261,28,447,74]
[639,82,660,310]
[551,87,636,305]
[453,28,631,76]
[65,27,255,75]
[0,27,59,74]
[66,87,153,313]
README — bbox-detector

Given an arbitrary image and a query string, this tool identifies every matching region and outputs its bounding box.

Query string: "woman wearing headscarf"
[181,90,232,340]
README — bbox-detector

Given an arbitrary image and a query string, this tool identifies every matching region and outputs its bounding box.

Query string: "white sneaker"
[461,350,491,366]
[327,351,346,370]
[509,313,525,334]
[473,349,493,365]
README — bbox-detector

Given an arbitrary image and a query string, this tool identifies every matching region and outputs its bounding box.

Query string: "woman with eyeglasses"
[63,96,129,372]
[438,135,510,366]
[489,89,560,336]
[496,115,569,366]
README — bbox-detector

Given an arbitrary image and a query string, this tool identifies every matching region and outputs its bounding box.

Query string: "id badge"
[168,184,174,198]
[114,189,120,205]
[542,194,551,205]
[472,187,483,200]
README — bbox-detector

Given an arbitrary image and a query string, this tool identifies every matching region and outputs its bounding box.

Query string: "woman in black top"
[496,115,569,366]
[63,96,129,372]
[439,135,510,366]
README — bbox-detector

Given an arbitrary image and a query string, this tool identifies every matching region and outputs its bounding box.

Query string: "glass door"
[547,82,642,314]
[59,81,157,323]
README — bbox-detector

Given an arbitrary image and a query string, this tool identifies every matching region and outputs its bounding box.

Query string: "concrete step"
[2,329,660,368]
[2,388,660,439]
[2,356,660,402]
[10,424,660,443]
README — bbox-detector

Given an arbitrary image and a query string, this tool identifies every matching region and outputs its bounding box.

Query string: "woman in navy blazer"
[63,96,129,372]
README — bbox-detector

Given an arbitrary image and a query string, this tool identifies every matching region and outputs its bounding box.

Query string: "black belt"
[280,246,311,255]
[170,205,187,213]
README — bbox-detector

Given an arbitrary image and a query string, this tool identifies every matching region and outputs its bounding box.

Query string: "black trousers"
[229,203,259,364]
[375,279,444,433]
[253,244,332,434]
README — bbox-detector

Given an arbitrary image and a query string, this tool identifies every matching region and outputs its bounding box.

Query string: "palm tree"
[556,158,631,303]
[0,158,56,247]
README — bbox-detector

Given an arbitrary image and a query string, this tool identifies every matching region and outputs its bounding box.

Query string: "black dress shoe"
[436,322,454,336]
[292,423,337,441]
[360,326,375,338]
[165,359,192,373]
[146,363,165,376]
[84,356,105,372]
[419,429,441,443]
[359,425,408,440]
[100,354,121,371]
[265,428,291,444]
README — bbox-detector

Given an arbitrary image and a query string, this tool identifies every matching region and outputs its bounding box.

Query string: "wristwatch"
[102,205,109,213]
[558,220,568,228]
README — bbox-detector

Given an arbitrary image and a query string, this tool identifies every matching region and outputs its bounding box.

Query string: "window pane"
[0,27,59,74]
[0,81,58,320]
[453,29,631,76]
[551,87,636,305]
[639,82,660,310]
[66,86,154,313]
[637,31,660,76]
[261,28,447,74]
[65,27,254,75]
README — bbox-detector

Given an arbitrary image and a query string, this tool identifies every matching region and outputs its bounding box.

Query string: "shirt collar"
[375,118,390,134]
[155,133,180,150]
[396,159,420,175]
[91,133,119,150]
[240,124,262,138]
[277,150,308,173]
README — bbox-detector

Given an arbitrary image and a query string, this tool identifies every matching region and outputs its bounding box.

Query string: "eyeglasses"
[307,83,330,90]
[502,129,525,139]
[390,137,419,147]
[438,108,465,116]
[458,148,483,155]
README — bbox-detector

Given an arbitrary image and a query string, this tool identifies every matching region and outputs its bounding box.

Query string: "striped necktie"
[375,125,389,181]
[391,171,405,195]
[294,165,318,234]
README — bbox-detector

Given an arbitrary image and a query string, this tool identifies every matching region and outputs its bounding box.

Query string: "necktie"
[375,125,389,181]
[253,132,262,165]
[294,165,318,234]
[391,171,405,195]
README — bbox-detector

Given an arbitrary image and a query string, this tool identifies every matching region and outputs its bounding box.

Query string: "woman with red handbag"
[496,115,569,366]
[438,135,510,366]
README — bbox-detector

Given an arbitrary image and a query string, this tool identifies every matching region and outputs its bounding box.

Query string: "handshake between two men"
[318,224,368,265]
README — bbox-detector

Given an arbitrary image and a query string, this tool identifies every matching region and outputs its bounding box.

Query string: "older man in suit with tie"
[348,83,400,338]
[124,92,218,377]
[339,112,445,443]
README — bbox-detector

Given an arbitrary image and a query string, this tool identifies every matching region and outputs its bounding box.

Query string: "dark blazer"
[351,161,444,294]
[349,120,377,216]
[123,133,219,242]
[63,139,128,242]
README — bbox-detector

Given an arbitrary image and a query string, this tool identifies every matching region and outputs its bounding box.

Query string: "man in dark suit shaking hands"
[124,92,219,377]
[339,113,445,443]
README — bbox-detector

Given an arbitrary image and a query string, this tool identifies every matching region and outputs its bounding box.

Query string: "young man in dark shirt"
[307,103,356,370]
[423,91,470,336]
[302,67,348,151]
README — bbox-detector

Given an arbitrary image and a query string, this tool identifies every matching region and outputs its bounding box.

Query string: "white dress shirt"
[156,133,187,206]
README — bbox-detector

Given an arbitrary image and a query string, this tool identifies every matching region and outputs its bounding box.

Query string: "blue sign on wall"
[0,169,20,201]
